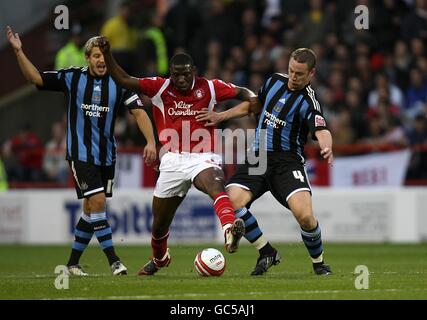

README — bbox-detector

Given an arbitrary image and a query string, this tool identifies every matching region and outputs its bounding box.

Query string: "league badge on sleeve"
[315,115,326,127]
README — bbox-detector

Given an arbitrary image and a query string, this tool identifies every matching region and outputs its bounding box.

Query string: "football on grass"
[194,248,226,276]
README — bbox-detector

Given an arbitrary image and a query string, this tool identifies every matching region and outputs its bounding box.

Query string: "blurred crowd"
[1,0,427,186]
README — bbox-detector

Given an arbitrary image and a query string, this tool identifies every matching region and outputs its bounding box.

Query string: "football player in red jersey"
[97,36,259,275]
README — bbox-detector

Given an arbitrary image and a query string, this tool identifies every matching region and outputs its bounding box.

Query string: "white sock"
[253,236,268,250]
[222,223,232,233]
[312,253,323,264]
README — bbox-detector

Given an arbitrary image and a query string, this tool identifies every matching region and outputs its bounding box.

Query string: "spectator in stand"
[2,124,45,182]
[405,113,427,179]
[362,104,408,147]
[54,23,86,69]
[368,73,404,111]
[411,37,425,59]
[101,0,137,73]
[353,53,374,91]
[43,121,68,184]
[344,90,367,141]
[391,40,412,90]
[328,69,346,106]
[404,67,427,120]
[137,11,169,77]
[327,109,356,146]
[406,112,427,146]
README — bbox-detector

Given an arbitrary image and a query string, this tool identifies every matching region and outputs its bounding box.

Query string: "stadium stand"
[0,0,426,188]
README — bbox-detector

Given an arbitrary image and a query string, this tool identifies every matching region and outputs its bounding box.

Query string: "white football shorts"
[153,151,222,198]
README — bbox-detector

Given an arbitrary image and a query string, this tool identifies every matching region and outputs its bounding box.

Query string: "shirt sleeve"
[138,77,165,98]
[122,90,144,111]
[212,79,237,102]
[37,70,66,92]
[303,95,328,140]
[258,77,272,104]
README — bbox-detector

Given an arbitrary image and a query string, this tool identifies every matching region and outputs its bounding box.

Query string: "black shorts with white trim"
[226,151,311,209]
[68,160,115,199]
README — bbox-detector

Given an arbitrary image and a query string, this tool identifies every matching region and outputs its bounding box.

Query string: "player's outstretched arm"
[196,86,260,127]
[235,86,261,115]
[96,36,141,93]
[7,26,43,86]
[315,129,334,164]
[130,108,157,165]
[196,101,251,127]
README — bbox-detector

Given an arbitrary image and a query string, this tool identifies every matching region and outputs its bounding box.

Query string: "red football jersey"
[139,76,237,152]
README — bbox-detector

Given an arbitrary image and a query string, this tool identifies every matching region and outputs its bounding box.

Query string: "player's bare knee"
[88,194,106,213]
[226,187,250,210]
[229,196,246,210]
[83,198,91,214]
[297,214,316,230]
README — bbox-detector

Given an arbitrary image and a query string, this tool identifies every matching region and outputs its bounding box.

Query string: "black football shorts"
[226,152,311,209]
[68,160,115,199]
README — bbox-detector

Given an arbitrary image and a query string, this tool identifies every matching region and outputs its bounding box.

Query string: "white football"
[194,248,226,277]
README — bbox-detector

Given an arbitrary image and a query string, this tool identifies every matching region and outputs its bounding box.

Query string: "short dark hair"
[291,48,317,70]
[170,53,194,67]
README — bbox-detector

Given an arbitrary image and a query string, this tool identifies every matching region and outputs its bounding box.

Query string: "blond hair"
[84,36,101,56]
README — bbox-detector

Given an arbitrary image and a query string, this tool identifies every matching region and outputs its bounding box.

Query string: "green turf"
[0,243,426,300]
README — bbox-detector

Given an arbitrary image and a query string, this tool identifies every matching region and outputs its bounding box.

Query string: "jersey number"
[293,170,305,182]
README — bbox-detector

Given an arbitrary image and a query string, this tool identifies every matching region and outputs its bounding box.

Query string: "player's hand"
[95,36,110,53]
[196,108,223,127]
[320,147,334,165]
[143,142,157,165]
[6,26,22,52]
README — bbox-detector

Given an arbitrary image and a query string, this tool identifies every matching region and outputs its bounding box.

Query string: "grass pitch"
[0,243,426,300]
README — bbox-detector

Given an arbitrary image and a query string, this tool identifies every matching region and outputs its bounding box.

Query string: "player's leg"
[87,192,125,275]
[270,161,331,276]
[66,197,93,276]
[137,195,184,275]
[193,166,245,253]
[68,160,126,275]
[95,163,127,275]
[287,191,331,275]
[138,162,189,276]
[227,185,281,275]
[66,160,96,276]
[225,162,281,275]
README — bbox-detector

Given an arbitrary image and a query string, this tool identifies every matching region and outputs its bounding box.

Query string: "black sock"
[235,208,263,243]
[67,214,94,266]
[259,242,275,256]
[301,223,323,261]
[91,212,119,265]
